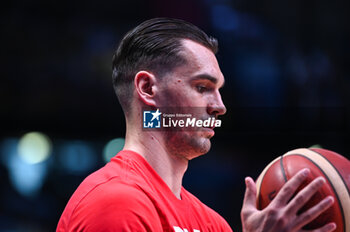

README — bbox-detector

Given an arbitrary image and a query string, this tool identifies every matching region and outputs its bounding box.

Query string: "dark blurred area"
[1,0,349,231]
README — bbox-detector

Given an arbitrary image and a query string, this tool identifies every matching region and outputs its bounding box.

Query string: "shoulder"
[66,180,163,231]
[58,152,166,231]
[82,178,154,212]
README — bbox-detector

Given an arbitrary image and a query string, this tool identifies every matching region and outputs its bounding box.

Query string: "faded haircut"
[112,18,218,115]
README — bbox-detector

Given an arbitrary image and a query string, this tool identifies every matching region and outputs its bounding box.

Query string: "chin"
[165,131,212,160]
[186,138,211,160]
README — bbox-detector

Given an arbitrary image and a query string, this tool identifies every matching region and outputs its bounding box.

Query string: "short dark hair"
[112,18,218,114]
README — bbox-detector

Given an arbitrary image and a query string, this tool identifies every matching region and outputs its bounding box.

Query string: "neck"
[123,122,188,199]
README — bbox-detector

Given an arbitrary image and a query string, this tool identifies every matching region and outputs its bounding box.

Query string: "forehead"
[176,39,224,86]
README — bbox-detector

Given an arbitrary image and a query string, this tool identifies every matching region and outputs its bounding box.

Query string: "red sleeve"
[66,182,163,232]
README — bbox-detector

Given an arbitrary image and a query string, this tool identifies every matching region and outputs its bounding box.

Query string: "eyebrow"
[191,74,225,88]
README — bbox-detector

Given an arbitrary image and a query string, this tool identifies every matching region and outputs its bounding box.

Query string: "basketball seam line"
[280,155,288,182]
[311,149,350,199]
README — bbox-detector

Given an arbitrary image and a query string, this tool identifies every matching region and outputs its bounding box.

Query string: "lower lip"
[203,128,215,137]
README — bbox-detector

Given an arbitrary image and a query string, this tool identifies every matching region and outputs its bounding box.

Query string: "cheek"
[158,82,206,107]
[159,85,189,105]
[160,91,184,106]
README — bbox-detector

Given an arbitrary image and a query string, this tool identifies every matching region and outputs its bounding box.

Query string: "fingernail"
[317,176,326,183]
[326,196,334,204]
[302,168,310,176]
[245,177,249,185]
[330,222,337,231]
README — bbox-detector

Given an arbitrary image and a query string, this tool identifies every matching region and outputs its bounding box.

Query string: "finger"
[300,222,336,232]
[272,168,310,206]
[311,222,337,232]
[286,176,327,215]
[241,177,258,217]
[294,196,334,230]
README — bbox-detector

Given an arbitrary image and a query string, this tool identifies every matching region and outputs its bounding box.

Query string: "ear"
[134,71,158,107]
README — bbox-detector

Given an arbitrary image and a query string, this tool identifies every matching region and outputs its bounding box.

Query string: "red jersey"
[57,150,233,232]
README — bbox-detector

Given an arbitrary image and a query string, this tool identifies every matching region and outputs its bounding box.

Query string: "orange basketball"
[256,148,350,232]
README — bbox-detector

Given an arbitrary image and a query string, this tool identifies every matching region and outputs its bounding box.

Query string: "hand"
[241,168,336,232]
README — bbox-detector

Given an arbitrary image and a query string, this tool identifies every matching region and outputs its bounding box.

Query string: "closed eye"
[196,85,209,93]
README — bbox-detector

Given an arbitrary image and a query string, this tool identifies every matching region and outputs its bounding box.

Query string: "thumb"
[242,177,258,216]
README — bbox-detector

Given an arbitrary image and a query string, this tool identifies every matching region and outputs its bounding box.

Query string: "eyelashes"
[196,85,208,93]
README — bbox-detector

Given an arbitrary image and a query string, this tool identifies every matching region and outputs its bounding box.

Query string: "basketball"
[256,148,350,232]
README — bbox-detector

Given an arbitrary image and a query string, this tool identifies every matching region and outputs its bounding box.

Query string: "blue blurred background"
[1,0,349,231]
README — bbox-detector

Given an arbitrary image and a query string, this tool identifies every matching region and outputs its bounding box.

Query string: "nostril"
[208,105,226,116]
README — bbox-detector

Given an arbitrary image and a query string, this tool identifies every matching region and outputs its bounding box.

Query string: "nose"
[207,91,226,117]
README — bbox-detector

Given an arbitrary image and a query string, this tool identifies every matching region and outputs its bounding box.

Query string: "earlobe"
[134,71,157,107]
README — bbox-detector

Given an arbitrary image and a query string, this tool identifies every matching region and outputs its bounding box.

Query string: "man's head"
[112,18,218,115]
[113,18,226,159]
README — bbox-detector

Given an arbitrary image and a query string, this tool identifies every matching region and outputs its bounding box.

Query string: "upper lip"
[201,116,217,130]
[204,125,215,130]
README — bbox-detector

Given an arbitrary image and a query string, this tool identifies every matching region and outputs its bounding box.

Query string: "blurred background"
[1,0,349,231]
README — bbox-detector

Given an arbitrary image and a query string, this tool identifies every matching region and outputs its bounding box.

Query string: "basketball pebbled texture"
[256,148,350,232]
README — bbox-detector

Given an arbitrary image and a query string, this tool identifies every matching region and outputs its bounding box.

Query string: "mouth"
[201,116,217,128]
[202,127,215,138]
